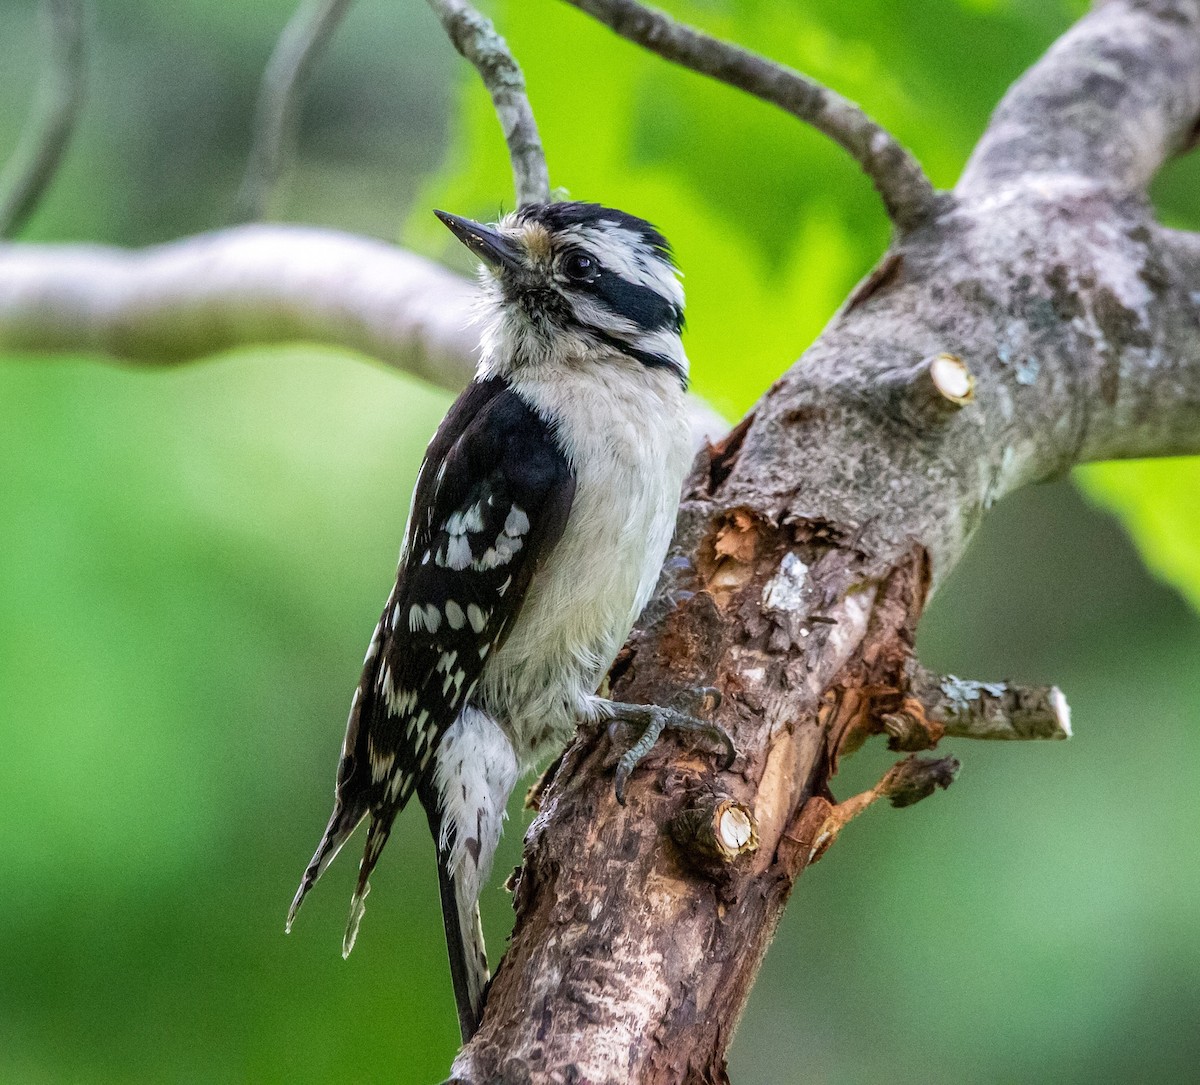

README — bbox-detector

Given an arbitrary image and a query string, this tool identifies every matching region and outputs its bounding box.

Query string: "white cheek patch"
[633,326,688,371]
[569,295,640,340]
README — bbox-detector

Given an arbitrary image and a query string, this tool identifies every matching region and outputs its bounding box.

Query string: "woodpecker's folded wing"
[289,376,575,928]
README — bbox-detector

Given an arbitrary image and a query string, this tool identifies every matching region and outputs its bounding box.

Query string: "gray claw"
[606,696,736,804]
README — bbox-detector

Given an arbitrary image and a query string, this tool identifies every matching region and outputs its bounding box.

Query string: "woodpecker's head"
[435,202,687,388]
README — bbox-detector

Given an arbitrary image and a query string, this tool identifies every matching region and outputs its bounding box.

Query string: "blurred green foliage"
[0,0,1197,1082]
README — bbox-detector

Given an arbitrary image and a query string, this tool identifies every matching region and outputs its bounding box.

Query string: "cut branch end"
[909,665,1073,742]
[669,795,759,865]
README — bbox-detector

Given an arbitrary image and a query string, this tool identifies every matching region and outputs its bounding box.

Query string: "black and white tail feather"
[288,201,695,1043]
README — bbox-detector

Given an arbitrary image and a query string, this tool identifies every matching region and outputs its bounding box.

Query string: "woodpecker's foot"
[604,691,735,805]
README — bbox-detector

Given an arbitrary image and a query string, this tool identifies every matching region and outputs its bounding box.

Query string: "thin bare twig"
[426,0,550,207]
[561,0,937,230]
[235,0,355,222]
[0,0,86,239]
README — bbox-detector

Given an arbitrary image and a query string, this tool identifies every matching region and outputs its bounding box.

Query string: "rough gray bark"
[447,1,1200,1081]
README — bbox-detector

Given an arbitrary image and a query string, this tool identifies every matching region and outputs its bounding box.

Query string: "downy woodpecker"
[287,201,733,1041]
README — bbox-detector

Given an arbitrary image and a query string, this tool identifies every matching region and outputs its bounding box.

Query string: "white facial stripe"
[565,223,684,308]
[569,295,641,339]
[634,326,689,371]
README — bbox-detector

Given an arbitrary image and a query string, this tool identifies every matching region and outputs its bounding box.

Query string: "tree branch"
[427,0,550,207]
[959,0,1200,196]
[0,226,480,388]
[235,0,355,222]
[889,666,1072,745]
[447,2,1200,1080]
[0,0,86,239]
[561,0,938,230]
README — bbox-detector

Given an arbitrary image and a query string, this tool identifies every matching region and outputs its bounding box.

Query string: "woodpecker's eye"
[562,252,596,282]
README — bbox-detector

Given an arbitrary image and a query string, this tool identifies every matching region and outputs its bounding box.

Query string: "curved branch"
[427,0,550,207]
[959,0,1200,197]
[235,0,355,222]
[561,0,938,230]
[0,226,480,388]
[0,0,86,239]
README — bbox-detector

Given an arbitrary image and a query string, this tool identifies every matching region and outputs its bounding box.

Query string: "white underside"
[475,349,694,767]
[432,288,693,992]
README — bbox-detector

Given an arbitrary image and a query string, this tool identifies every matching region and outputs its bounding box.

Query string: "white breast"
[474,354,693,767]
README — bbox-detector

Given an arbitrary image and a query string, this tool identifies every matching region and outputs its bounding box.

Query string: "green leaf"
[1077,459,1200,614]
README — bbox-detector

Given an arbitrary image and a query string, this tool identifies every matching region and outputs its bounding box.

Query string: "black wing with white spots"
[288,376,575,946]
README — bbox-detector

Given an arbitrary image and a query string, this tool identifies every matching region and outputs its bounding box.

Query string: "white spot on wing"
[444,532,473,570]
[445,600,465,629]
[368,735,395,780]
[504,506,529,537]
[386,769,409,801]
[467,604,487,634]
[472,532,522,570]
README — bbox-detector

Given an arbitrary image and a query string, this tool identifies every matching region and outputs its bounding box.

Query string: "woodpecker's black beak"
[434,210,524,273]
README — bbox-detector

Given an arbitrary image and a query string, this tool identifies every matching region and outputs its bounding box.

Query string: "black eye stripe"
[583,270,681,332]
